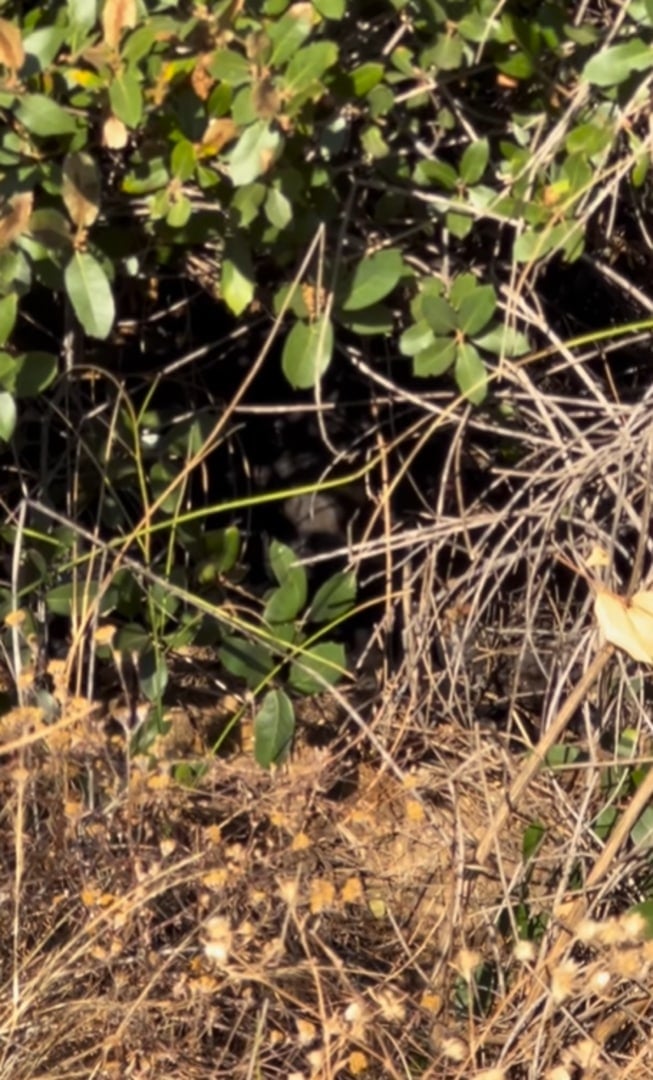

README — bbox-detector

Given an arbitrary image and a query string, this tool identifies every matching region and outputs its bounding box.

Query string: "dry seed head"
[455,947,482,982]
[513,938,536,963]
[203,916,232,965]
[550,958,579,1004]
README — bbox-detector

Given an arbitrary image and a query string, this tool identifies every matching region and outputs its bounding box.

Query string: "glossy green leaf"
[308,570,357,622]
[455,342,487,404]
[457,285,496,335]
[265,539,307,621]
[350,61,384,96]
[341,248,403,311]
[65,252,115,339]
[264,185,292,229]
[219,634,275,688]
[414,158,458,190]
[428,32,463,70]
[446,211,474,239]
[459,138,489,185]
[228,121,282,186]
[284,41,339,95]
[208,49,252,86]
[15,351,58,397]
[171,139,196,182]
[0,391,16,441]
[474,325,530,357]
[221,235,255,315]
[254,689,295,768]
[109,69,143,128]
[399,320,434,357]
[23,27,66,72]
[138,648,168,702]
[289,640,347,694]
[583,39,653,87]
[166,195,192,228]
[16,94,77,136]
[361,125,389,159]
[269,538,298,585]
[413,337,456,376]
[281,317,333,389]
[0,293,17,346]
[268,11,313,66]
[314,0,345,17]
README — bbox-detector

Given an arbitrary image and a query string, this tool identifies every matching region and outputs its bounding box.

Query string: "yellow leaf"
[594,586,653,664]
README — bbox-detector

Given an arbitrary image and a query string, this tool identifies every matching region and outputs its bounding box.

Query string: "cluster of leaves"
[0,0,651,412]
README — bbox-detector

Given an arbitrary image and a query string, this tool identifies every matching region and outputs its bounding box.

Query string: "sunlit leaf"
[109,68,142,128]
[65,251,115,339]
[454,342,487,404]
[413,337,456,376]
[102,0,137,49]
[0,390,16,441]
[228,121,282,186]
[341,248,403,311]
[459,138,489,185]
[17,94,76,135]
[281,317,333,389]
[583,38,653,87]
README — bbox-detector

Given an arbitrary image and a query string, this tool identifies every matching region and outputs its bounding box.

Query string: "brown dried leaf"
[0,191,33,250]
[0,18,24,72]
[594,586,653,664]
[62,152,101,228]
[102,0,137,49]
[200,117,238,155]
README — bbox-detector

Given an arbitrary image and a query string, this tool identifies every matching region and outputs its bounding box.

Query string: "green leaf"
[268,11,313,66]
[23,27,67,72]
[413,337,456,376]
[522,822,546,862]
[0,293,17,346]
[350,61,384,96]
[428,32,463,70]
[414,158,458,190]
[65,252,115,339]
[450,273,478,307]
[208,49,252,86]
[220,235,255,315]
[631,805,653,849]
[138,648,168,703]
[473,325,530,357]
[219,634,274,688]
[254,689,295,768]
[455,343,487,404]
[109,69,143,128]
[289,641,347,694]
[583,39,653,87]
[308,570,357,622]
[281,317,333,389]
[565,122,613,157]
[422,294,458,333]
[337,303,393,335]
[15,352,58,397]
[459,138,489,185]
[166,195,192,228]
[361,125,389,160]
[228,121,282,186]
[269,538,298,585]
[446,211,474,239]
[399,320,434,357]
[457,285,496,335]
[16,94,77,136]
[0,391,16,441]
[264,185,292,229]
[313,0,345,17]
[593,805,618,842]
[284,41,339,95]
[171,139,197,182]
[341,248,403,311]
